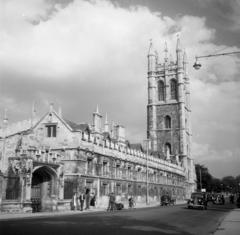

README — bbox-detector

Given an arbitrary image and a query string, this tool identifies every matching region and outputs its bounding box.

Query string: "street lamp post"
[193,51,240,70]
[199,168,202,192]
[143,139,151,205]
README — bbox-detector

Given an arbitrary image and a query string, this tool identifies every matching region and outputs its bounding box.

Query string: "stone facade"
[147,39,196,198]
[0,40,196,214]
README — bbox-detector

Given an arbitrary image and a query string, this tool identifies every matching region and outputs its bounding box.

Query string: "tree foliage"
[195,163,240,194]
[195,164,212,192]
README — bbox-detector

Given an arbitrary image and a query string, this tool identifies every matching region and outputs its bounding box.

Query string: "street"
[0,201,236,235]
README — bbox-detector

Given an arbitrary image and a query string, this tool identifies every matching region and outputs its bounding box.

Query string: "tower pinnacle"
[104,114,109,132]
[148,39,154,56]
[164,41,168,62]
[176,37,183,68]
[32,100,36,118]
[148,39,156,72]
[3,107,8,125]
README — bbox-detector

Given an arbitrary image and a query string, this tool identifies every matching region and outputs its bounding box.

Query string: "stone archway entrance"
[31,166,58,212]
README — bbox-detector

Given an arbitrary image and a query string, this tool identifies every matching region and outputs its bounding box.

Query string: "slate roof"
[130,143,144,152]
[64,119,89,132]
[103,132,111,140]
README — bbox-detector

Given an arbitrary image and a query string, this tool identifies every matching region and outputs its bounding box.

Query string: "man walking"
[79,191,85,211]
[85,188,91,210]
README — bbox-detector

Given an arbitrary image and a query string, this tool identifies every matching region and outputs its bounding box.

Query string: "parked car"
[188,192,207,210]
[213,194,225,205]
[161,195,175,206]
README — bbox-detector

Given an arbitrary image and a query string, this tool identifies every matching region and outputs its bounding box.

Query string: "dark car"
[213,194,225,205]
[161,195,175,206]
[188,192,207,210]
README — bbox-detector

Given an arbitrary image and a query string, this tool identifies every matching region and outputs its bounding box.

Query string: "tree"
[209,178,221,193]
[222,176,236,193]
[195,164,213,192]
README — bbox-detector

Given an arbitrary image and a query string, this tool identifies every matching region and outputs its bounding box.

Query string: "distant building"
[0,39,196,213]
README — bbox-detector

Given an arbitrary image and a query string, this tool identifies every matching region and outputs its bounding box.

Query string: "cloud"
[193,142,240,178]
[196,0,240,30]
[0,0,239,178]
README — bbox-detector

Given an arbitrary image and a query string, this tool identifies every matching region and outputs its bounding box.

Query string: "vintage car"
[213,194,225,205]
[188,192,207,210]
[161,195,175,206]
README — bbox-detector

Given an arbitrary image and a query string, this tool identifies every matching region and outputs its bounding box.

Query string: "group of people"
[73,190,137,211]
[107,192,136,211]
[72,188,96,211]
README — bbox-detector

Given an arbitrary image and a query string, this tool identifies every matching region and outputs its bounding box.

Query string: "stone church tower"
[147,38,196,195]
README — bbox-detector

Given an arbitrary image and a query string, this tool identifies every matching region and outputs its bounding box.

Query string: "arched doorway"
[31,166,58,212]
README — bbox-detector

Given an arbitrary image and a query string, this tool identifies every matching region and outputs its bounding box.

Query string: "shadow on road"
[2,213,193,235]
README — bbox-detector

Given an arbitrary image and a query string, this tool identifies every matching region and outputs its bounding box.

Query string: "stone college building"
[0,38,196,213]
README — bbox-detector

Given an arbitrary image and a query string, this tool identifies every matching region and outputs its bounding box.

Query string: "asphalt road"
[0,202,236,235]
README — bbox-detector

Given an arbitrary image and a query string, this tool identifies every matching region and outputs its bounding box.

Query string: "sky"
[0,0,240,179]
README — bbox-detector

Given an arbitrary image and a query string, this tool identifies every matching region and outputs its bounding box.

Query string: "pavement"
[1,201,239,235]
[213,208,240,235]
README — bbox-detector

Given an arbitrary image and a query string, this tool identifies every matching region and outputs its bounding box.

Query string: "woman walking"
[72,192,77,211]
[90,192,96,209]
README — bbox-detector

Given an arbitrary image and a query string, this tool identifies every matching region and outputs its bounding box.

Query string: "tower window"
[158,81,164,101]
[164,115,171,129]
[170,80,177,100]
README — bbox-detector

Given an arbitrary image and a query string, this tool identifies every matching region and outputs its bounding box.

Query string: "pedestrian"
[79,191,85,211]
[132,196,136,209]
[109,192,116,211]
[128,196,133,209]
[107,193,111,211]
[72,192,77,211]
[90,193,96,209]
[85,188,90,210]
[237,195,240,208]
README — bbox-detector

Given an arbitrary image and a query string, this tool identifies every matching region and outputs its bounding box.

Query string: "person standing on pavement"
[128,196,133,209]
[79,191,85,211]
[72,192,77,211]
[90,192,96,209]
[109,192,116,211]
[85,188,90,210]
[132,195,136,209]
[107,193,111,211]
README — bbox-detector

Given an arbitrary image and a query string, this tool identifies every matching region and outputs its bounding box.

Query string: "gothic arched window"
[158,81,164,101]
[164,143,171,155]
[164,115,171,129]
[170,79,177,100]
